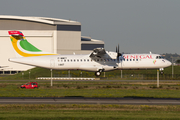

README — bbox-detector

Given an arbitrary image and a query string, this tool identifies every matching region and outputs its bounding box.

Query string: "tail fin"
[8,31,55,57]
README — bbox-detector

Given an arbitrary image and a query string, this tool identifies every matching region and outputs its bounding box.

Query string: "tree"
[176,59,180,64]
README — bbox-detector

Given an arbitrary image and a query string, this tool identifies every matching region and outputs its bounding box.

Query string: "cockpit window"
[160,56,164,59]
[156,56,164,59]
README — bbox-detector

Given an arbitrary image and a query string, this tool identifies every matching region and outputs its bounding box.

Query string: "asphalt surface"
[0,97,180,105]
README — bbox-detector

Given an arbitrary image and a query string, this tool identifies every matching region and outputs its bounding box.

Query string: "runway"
[0,97,180,105]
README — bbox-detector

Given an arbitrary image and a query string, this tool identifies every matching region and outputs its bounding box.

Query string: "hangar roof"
[0,15,81,25]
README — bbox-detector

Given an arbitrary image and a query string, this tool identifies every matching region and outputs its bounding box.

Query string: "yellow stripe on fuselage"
[10,36,56,57]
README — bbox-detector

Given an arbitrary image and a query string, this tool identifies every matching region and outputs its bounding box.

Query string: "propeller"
[116,44,122,63]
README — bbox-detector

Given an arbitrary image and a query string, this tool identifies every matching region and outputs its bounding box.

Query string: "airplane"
[8,31,171,76]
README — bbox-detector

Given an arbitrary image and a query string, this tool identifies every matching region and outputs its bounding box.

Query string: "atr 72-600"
[8,31,171,76]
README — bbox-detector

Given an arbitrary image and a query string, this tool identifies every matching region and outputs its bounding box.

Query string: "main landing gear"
[95,69,104,77]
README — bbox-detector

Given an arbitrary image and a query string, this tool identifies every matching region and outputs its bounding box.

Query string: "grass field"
[1,66,180,119]
[0,81,179,119]
[0,104,180,120]
[0,81,180,98]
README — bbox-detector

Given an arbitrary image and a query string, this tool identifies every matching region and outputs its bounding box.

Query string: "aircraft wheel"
[160,71,164,75]
[95,71,101,77]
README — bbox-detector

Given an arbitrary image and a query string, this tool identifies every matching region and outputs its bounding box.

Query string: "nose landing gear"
[159,68,164,75]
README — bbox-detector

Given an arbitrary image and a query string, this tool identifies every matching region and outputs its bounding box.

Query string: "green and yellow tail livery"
[8,31,55,57]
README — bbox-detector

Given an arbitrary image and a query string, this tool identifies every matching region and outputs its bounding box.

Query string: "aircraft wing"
[89,48,107,58]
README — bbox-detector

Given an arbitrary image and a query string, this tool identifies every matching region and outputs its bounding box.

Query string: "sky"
[0,0,180,54]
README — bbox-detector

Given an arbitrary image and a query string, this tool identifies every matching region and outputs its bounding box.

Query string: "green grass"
[0,81,180,98]
[1,67,180,119]
[0,88,179,98]
[0,104,180,120]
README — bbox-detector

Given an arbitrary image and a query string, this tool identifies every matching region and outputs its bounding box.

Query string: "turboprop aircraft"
[8,31,171,76]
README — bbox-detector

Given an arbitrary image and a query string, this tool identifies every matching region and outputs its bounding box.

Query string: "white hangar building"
[0,15,104,74]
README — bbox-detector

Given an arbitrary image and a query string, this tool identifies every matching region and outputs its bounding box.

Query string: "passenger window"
[77,59,79,62]
[84,59,86,62]
[127,59,128,61]
[136,59,138,61]
[64,60,66,62]
[130,59,132,61]
[156,56,158,59]
[133,59,135,61]
[74,59,76,62]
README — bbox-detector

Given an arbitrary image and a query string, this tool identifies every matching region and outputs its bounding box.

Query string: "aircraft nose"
[166,60,172,67]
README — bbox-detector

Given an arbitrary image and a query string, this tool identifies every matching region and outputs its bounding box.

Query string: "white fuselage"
[9,51,171,72]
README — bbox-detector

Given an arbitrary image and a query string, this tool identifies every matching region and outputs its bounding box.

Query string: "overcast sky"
[0,0,180,54]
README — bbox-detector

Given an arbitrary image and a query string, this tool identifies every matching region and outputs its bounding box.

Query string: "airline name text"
[123,55,153,59]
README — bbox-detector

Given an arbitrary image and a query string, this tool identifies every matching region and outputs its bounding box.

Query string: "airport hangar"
[0,15,104,74]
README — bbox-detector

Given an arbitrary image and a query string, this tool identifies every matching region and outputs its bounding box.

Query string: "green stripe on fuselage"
[20,40,41,52]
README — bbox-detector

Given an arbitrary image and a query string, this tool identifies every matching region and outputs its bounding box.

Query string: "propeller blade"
[118,44,119,54]
[115,44,122,63]
[117,45,119,63]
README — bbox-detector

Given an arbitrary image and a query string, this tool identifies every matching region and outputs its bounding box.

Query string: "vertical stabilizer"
[8,31,55,57]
